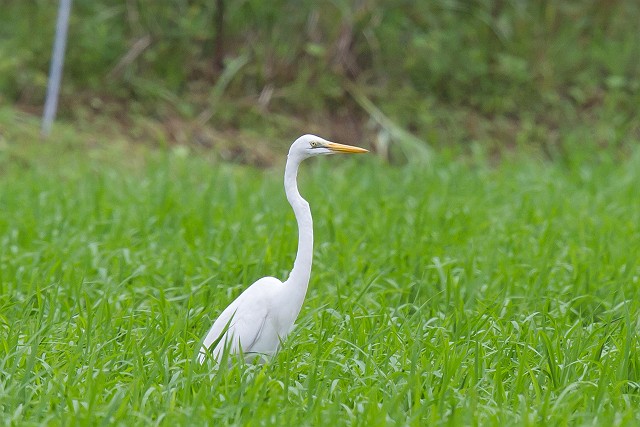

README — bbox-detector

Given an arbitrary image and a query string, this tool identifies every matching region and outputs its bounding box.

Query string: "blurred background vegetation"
[1,0,639,163]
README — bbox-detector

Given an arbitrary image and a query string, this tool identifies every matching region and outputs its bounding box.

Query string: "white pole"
[42,0,72,137]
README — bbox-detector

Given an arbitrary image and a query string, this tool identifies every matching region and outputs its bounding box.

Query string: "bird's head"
[289,134,368,160]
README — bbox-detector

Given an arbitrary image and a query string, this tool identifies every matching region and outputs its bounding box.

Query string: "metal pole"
[42,0,72,137]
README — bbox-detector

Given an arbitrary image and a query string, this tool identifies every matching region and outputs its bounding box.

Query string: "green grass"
[1,112,639,425]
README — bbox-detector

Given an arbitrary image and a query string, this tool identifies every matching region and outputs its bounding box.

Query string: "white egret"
[198,134,368,364]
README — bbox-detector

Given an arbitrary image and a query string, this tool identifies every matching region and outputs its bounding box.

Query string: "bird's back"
[198,276,285,364]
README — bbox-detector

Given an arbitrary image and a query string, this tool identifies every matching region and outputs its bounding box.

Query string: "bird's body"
[198,135,367,364]
[198,276,287,362]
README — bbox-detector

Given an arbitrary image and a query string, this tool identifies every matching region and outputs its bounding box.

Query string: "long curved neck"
[283,154,313,291]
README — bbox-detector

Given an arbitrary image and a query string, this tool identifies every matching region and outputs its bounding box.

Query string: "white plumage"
[198,135,367,364]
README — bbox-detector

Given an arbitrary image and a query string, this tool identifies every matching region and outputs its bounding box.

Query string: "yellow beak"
[325,142,369,154]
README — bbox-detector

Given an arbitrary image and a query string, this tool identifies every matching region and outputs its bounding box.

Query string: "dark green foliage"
[1,1,639,152]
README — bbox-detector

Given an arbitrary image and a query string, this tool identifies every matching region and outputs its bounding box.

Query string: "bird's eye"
[310,141,321,148]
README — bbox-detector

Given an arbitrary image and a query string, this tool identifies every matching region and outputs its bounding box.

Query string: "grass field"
[1,110,639,425]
